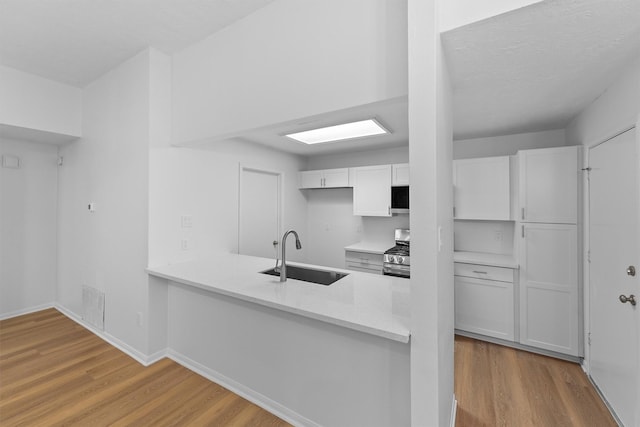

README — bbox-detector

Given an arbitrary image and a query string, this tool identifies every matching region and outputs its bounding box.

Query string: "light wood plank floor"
[0,309,620,426]
[0,309,290,426]
[455,335,617,427]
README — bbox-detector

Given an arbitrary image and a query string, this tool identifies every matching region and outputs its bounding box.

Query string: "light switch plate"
[2,154,20,169]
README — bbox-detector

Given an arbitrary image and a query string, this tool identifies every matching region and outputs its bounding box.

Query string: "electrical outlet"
[181,239,189,251]
[494,230,503,242]
[136,312,143,327]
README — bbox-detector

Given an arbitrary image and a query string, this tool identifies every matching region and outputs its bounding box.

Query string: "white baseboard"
[54,304,161,367]
[450,394,458,427]
[0,302,55,321]
[166,349,319,427]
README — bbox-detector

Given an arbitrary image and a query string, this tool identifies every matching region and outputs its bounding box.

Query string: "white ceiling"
[0,0,273,87]
[443,0,640,140]
[1,0,639,150]
[181,97,409,156]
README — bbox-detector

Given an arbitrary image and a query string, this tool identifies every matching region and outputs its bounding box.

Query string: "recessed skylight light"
[285,119,390,144]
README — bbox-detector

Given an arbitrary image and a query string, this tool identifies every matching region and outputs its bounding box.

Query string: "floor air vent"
[82,286,105,330]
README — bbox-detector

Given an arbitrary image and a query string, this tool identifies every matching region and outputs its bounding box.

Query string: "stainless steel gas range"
[383,229,410,278]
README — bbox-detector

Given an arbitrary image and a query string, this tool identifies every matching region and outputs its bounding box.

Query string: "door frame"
[237,164,284,257]
[584,121,640,424]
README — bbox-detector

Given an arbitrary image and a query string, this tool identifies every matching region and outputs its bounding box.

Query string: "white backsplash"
[454,220,515,255]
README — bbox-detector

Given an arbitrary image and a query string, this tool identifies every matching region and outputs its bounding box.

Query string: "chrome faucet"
[279,229,302,282]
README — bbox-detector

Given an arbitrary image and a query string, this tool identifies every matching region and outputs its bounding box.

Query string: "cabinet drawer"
[454,263,514,283]
[345,251,383,267]
[345,262,383,275]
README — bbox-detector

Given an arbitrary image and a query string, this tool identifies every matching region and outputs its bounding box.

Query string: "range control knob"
[398,256,404,264]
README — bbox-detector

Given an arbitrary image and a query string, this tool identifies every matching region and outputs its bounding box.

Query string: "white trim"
[450,395,458,427]
[0,303,55,320]
[166,349,319,427]
[54,304,161,367]
[588,374,624,427]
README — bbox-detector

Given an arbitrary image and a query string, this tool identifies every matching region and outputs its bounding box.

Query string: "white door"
[239,166,281,259]
[589,127,638,426]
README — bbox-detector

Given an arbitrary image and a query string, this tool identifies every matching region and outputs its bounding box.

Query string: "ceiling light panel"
[286,119,389,144]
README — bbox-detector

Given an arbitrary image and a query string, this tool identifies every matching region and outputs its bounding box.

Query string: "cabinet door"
[299,170,323,189]
[392,163,410,186]
[518,146,578,224]
[352,165,392,217]
[519,223,579,356]
[454,275,514,341]
[323,168,350,188]
[453,156,510,220]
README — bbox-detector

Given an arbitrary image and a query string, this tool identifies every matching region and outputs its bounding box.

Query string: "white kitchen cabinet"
[454,262,515,341]
[392,163,410,186]
[299,168,349,189]
[453,156,511,220]
[345,250,384,274]
[519,223,579,356]
[351,165,392,217]
[518,146,579,224]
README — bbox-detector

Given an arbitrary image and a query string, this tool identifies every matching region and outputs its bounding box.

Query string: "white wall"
[454,220,514,255]
[454,129,566,159]
[0,139,58,317]
[566,56,640,147]
[440,0,541,32]
[149,140,308,268]
[57,49,152,355]
[306,146,409,170]
[408,0,455,425]
[0,65,82,137]
[171,0,408,144]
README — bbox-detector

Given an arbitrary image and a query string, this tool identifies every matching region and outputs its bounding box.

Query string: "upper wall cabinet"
[518,146,579,224]
[351,165,392,217]
[299,168,350,189]
[392,163,410,186]
[453,156,511,220]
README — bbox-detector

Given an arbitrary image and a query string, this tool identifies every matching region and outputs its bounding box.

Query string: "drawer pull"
[472,270,488,274]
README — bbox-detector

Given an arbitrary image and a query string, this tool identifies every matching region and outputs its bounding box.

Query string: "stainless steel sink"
[261,265,348,286]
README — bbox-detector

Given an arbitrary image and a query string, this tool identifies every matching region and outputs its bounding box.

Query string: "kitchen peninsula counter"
[147,253,411,343]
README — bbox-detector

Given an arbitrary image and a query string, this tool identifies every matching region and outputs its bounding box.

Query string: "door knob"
[627,266,636,276]
[619,294,637,306]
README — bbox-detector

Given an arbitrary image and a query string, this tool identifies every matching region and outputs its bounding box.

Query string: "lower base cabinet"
[454,263,515,341]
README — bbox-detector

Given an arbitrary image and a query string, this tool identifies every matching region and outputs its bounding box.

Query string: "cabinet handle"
[521,207,525,220]
[388,206,391,215]
[521,225,525,238]
[453,206,456,217]
[472,270,488,274]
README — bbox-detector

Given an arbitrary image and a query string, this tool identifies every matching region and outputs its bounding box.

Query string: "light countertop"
[147,253,411,343]
[454,251,519,269]
[344,241,393,255]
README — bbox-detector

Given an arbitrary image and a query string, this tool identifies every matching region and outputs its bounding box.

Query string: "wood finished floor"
[0,309,290,426]
[454,335,617,427]
[0,309,619,427]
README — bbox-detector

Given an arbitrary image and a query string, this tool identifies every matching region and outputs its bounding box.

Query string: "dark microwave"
[391,186,409,213]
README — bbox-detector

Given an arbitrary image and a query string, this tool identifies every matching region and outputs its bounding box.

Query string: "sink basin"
[261,265,349,286]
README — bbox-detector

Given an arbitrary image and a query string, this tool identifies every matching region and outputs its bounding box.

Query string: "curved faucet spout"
[280,229,302,282]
